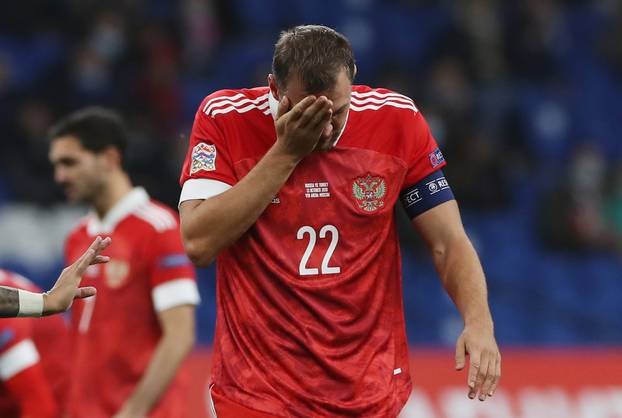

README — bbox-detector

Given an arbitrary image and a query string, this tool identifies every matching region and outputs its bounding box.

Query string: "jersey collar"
[268,90,349,147]
[86,187,149,236]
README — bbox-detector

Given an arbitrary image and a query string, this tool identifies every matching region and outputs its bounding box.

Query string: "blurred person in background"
[179,25,500,417]
[0,269,69,418]
[604,159,622,251]
[48,108,200,418]
[539,143,619,252]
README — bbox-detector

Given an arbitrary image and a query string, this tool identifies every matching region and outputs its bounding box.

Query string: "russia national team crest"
[105,259,130,288]
[190,142,217,175]
[352,174,387,212]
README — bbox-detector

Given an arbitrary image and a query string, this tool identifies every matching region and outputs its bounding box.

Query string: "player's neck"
[92,172,134,219]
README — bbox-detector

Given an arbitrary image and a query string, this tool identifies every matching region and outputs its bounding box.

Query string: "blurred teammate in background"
[0,269,70,418]
[48,108,200,418]
[0,236,110,318]
[180,25,500,417]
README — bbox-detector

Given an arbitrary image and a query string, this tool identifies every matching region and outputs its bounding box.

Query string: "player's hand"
[42,236,111,315]
[273,95,333,161]
[455,323,501,401]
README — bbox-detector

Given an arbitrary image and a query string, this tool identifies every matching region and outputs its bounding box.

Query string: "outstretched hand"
[455,324,501,401]
[43,236,111,315]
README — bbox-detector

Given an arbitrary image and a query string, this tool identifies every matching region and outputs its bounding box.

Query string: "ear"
[101,146,122,169]
[353,64,358,80]
[268,74,280,101]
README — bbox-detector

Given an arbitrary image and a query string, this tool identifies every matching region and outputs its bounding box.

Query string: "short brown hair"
[272,25,356,94]
[48,107,128,162]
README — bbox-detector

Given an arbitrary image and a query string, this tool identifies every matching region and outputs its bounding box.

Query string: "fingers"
[468,350,500,401]
[287,96,317,121]
[479,355,495,401]
[473,351,491,401]
[455,335,466,370]
[74,243,98,274]
[488,355,501,396]
[99,236,112,251]
[309,104,332,131]
[467,350,481,399]
[74,287,97,299]
[298,96,332,127]
[276,96,290,120]
[320,121,334,140]
[91,255,110,265]
[73,250,94,277]
[458,328,501,402]
[74,236,111,274]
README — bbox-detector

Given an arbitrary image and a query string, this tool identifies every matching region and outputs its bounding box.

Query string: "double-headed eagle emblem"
[352,174,386,212]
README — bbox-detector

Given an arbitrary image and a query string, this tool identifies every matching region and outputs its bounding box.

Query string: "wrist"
[267,143,303,167]
[464,316,494,332]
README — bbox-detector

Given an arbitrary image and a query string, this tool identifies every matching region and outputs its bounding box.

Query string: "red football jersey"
[0,270,69,418]
[64,188,200,418]
[180,86,446,417]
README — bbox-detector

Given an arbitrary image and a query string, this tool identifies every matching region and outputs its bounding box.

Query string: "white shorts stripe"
[208,383,218,418]
[0,339,40,380]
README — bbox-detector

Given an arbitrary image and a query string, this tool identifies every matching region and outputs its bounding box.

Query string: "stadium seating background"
[2,2,621,416]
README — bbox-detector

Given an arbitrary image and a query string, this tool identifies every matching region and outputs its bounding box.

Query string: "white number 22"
[297,225,341,276]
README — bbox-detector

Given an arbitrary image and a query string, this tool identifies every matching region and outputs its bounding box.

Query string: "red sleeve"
[148,217,199,312]
[4,365,59,418]
[0,320,58,418]
[179,91,239,187]
[0,318,31,358]
[401,110,447,190]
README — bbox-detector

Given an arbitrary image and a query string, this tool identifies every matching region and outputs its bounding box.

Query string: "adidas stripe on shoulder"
[350,90,418,113]
[202,91,270,117]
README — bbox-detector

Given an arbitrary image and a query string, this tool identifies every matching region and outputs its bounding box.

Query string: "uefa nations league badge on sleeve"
[191,143,217,175]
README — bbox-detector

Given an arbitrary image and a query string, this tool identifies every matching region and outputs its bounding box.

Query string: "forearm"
[0,287,45,318]
[433,235,493,328]
[0,287,20,317]
[120,335,193,416]
[182,145,299,265]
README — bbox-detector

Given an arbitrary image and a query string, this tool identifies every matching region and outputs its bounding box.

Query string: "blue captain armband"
[400,170,455,219]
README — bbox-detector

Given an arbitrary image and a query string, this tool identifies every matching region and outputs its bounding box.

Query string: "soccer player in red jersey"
[48,108,200,418]
[0,269,72,418]
[0,236,110,318]
[179,25,501,417]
